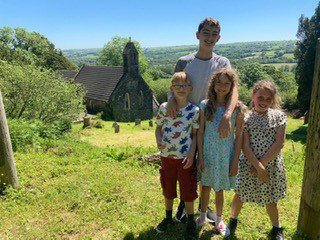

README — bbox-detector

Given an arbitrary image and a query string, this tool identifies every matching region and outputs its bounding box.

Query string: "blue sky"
[0,0,319,50]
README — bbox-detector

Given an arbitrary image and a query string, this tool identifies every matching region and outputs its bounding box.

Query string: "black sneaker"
[228,218,238,236]
[269,226,284,240]
[206,207,217,223]
[183,220,197,240]
[174,201,185,222]
[155,218,173,233]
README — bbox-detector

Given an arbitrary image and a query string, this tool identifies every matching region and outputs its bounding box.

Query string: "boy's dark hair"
[198,18,220,33]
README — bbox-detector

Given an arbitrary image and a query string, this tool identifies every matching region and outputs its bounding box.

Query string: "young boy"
[155,72,199,240]
[168,18,238,224]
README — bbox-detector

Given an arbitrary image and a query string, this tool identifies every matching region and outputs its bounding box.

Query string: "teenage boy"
[155,72,199,240]
[168,18,238,223]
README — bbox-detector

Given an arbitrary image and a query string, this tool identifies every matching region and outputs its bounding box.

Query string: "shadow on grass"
[291,229,310,240]
[286,125,308,144]
[123,222,239,240]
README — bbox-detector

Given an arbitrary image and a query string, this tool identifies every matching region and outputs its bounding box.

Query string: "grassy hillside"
[62,40,297,69]
[0,118,307,239]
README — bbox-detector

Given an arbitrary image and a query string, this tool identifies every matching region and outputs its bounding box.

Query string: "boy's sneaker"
[174,208,187,224]
[216,221,230,237]
[195,217,207,228]
[269,226,284,240]
[228,217,238,236]
[183,220,197,240]
[206,207,217,223]
[155,218,173,233]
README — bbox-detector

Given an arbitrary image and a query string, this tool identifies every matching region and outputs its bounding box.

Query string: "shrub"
[8,119,69,152]
[0,62,85,124]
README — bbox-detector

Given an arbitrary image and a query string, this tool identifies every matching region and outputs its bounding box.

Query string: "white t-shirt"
[156,102,199,159]
[175,53,231,105]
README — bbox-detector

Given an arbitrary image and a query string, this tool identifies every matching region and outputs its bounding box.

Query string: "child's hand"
[167,98,178,118]
[229,161,238,177]
[157,141,166,150]
[198,158,204,172]
[218,115,231,138]
[182,152,194,169]
[252,166,271,184]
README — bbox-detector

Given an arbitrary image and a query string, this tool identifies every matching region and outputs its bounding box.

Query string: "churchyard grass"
[0,118,307,239]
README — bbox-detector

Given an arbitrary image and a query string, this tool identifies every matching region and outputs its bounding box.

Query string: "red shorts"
[159,156,197,202]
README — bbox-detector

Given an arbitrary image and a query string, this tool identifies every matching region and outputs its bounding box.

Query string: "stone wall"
[111,73,153,122]
[86,98,107,114]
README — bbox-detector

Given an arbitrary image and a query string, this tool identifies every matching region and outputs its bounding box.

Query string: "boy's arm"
[155,125,165,150]
[229,112,244,176]
[260,127,286,167]
[218,85,238,138]
[182,128,197,169]
[196,110,205,172]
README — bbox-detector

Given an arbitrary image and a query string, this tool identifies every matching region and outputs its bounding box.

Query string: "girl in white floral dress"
[228,80,287,240]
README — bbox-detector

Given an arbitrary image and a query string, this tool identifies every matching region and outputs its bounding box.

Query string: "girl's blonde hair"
[204,68,241,121]
[251,80,281,109]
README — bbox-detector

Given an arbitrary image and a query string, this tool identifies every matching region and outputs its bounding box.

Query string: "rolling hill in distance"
[62,40,297,71]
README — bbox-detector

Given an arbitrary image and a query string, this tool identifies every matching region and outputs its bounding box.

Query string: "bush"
[238,84,251,106]
[0,62,85,124]
[145,78,171,104]
[8,119,69,152]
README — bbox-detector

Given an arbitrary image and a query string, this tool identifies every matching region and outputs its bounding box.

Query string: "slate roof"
[74,65,123,101]
[58,70,78,80]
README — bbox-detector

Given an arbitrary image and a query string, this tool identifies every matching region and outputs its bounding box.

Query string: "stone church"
[73,41,157,122]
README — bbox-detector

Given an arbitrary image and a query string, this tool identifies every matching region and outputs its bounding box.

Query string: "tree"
[0,61,85,123]
[237,63,270,88]
[295,2,320,112]
[98,36,148,73]
[298,38,320,239]
[0,27,76,70]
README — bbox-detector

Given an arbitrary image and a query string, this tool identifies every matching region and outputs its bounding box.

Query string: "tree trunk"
[298,38,320,239]
[0,89,18,188]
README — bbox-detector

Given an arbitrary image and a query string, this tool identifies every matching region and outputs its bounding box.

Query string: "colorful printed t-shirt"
[156,102,199,159]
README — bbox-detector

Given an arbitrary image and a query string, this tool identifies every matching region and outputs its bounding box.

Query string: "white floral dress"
[235,108,287,206]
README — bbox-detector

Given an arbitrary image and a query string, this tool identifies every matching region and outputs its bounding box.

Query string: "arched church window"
[124,93,130,110]
[138,90,144,106]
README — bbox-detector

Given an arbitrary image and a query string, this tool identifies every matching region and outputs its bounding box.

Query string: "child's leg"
[266,203,284,239]
[215,190,224,220]
[228,194,243,236]
[231,193,243,218]
[185,201,194,215]
[155,197,174,233]
[266,203,280,227]
[165,198,174,212]
[200,186,211,213]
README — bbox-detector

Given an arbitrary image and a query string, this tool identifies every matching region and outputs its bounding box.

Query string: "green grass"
[0,118,308,239]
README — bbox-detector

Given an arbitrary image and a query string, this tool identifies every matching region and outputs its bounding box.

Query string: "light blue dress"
[200,100,237,192]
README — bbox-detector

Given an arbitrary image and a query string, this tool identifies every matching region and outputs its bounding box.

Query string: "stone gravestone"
[83,115,91,128]
[135,119,141,126]
[114,124,120,133]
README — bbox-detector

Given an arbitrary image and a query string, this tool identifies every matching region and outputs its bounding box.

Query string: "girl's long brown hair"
[204,68,240,121]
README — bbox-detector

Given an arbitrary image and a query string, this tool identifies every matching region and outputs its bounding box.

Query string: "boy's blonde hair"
[171,71,191,85]
[205,68,240,121]
[251,80,281,109]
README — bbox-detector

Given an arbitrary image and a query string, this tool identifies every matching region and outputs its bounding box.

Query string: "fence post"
[0,89,18,188]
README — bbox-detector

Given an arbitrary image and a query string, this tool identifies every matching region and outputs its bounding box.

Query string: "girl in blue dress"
[196,68,245,237]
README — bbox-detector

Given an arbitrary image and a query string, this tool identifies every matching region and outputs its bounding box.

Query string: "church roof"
[74,65,123,101]
[58,70,78,80]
